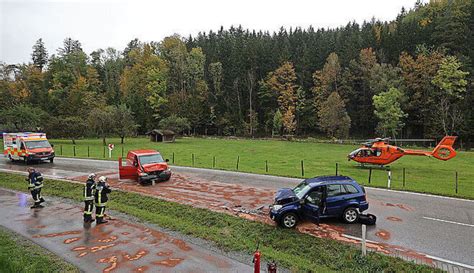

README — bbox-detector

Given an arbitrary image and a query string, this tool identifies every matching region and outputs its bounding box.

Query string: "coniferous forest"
[1,0,473,144]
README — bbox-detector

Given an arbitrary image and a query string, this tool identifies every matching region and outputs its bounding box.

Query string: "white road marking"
[422,216,474,228]
[366,186,474,203]
[425,254,474,270]
[343,234,474,270]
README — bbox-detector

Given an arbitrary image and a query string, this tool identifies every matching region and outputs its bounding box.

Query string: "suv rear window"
[343,184,359,194]
[327,184,344,197]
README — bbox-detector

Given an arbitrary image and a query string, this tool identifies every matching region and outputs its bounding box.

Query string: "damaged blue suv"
[270,176,368,228]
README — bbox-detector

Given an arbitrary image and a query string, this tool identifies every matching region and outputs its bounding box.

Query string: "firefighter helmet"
[98,176,107,183]
[88,173,97,180]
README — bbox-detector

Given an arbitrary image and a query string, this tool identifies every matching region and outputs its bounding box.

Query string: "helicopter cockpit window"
[374,149,382,156]
[358,149,373,157]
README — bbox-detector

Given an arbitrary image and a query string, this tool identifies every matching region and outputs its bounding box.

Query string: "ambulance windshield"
[25,140,51,149]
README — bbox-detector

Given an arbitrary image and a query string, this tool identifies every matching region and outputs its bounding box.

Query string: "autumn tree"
[318,92,351,139]
[120,44,168,132]
[431,56,469,135]
[113,104,138,144]
[266,62,299,134]
[373,87,407,137]
[312,52,341,109]
[88,106,116,146]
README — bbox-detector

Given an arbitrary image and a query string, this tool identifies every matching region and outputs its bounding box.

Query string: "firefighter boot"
[39,197,45,203]
[96,217,108,225]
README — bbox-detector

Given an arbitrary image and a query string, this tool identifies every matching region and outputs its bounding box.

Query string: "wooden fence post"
[301,160,304,177]
[368,168,372,184]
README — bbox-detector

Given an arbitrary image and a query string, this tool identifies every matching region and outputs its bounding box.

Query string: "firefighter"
[26,167,45,209]
[83,173,96,223]
[95,176,111,225]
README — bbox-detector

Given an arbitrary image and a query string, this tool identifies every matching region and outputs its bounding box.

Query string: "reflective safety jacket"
[27,171,44,190]
[94,182,111,207]
[84,179,96,201]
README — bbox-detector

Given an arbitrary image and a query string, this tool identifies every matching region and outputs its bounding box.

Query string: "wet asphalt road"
[0,157,473,269]
[0,188,251,272]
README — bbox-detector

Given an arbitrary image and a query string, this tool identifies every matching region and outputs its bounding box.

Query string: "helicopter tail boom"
[403,136,457,160]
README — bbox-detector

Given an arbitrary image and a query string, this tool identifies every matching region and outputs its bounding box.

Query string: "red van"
[118,150,171,184]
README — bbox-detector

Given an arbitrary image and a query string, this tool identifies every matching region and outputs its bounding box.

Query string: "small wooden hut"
[146,129,176,142]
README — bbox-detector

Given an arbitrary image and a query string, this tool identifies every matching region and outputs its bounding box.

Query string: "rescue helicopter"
[347,136,457,166]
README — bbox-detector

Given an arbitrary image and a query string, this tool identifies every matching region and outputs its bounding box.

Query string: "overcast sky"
[0,0,421,64]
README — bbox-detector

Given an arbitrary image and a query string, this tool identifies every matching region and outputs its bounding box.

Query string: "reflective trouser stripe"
[84,201,94,215]
[96,206,106,217]
[31,189,40,203]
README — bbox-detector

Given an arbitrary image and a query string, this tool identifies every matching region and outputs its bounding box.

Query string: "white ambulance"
[3,132,55,164]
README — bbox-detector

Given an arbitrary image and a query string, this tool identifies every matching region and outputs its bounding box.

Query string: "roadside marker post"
[60,145,63,156]
[361,224,367,256]
[108,144,114,158]
[387,170,392,189]
[192,154,195,167]
[213,156,216,168]
[172,152,175,164]
[335,163,338,176]
[265,160,268,173]
[87,146,90,157]
[236,156,240,170]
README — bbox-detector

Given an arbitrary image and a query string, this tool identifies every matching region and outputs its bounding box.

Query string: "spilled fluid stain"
[33,230,82,238]
[381,202,414,212]
[171,239,192,251]
[152,257,184,267]
[133,266,149,272]
[386,216,402,222]
[72,246,87,251]
[157,251,173,256]
[64,237,81,244]
[375,229,391,240]
[91,243,117,253]
[98,235,118,243]
[98,255,118,273]
[123,250,149,261]
[34,225,46,229]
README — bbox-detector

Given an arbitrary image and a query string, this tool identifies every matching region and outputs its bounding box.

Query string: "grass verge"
[0,172,440,272]
[48,137,473,199]
[0,226,79,273]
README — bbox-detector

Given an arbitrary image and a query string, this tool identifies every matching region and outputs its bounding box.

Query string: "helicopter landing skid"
[357,163,391,170]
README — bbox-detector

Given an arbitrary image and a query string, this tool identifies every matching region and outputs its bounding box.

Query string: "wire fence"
[53,144,474,199]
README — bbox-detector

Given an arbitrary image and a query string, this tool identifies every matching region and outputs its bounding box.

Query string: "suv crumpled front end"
[269,188,300,222]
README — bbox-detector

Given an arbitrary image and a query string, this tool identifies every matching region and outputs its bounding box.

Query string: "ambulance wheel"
[8,155,14,162]
[24,157,30,165]
[50,158,54,163]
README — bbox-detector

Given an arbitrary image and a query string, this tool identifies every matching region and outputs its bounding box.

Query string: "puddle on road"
[380,202,414,212]
[386,216,403,222]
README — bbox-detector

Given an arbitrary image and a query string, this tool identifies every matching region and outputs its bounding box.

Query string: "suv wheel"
[342,207,359,223]
[280,212,298,228]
